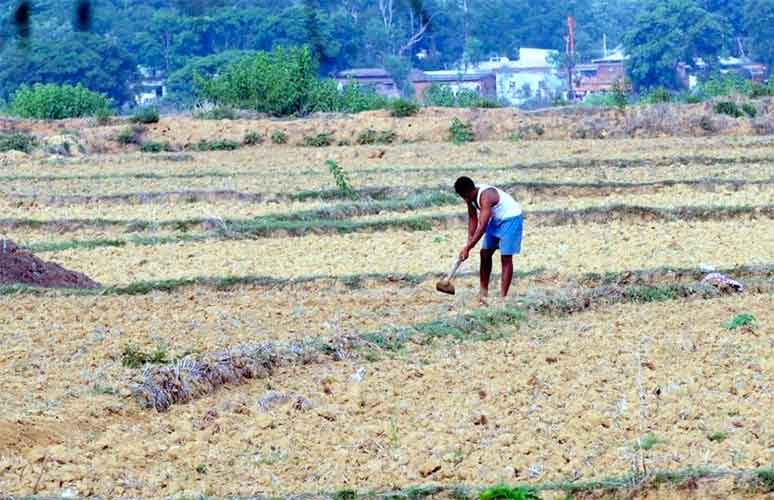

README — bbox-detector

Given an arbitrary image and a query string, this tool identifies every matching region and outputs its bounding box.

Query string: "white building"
[132,66,166,106]
[474,48,564,106]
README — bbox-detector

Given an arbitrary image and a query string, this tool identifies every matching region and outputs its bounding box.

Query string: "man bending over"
[455,176,523,300]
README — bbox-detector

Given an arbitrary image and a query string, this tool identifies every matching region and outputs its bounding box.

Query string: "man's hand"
[459,245,471,262]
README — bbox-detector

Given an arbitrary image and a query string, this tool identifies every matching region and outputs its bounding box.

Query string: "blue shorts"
[482,215,523,255]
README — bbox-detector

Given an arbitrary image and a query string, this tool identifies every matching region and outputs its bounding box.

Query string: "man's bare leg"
[480,248,495,301]
[500,255,513,298]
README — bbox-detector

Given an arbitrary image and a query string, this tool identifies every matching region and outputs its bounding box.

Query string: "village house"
[410,69,497,102]
[474,48,564,106]
[574,47,627,96]
[335,68,400,98]
[132,65,166,106]
[678,56,768,88]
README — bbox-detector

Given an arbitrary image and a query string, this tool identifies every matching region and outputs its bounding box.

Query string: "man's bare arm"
[467,201,478,240]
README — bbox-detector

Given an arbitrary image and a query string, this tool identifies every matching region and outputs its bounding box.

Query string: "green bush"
[449,118,474,144]
[243,131,264,145]
[9,83,111,119]
[131,107,160,124]
[390,98,420,117]
[643,86,672,104]
[355,129,398,145]
[270,130,288,144]
[116,125,145,145]
[196,46,388,116]
[700,74,753,98]
[192,139,240,151]
[742,103,758,118]
[748,81,774,98]
[140,141,171,153]
[0,133,37,153]
[194,106,237,120]
[302,132,333,147]
[714,101,744,118]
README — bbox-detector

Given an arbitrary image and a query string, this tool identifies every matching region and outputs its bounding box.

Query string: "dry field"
[0,127,773,499]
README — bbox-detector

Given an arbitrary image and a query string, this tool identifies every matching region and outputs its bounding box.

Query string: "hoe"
[436,258,463,295]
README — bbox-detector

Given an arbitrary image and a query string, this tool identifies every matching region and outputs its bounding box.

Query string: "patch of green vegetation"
[741,103,757,118]
[192,138,240,151]
[355,128,398,145]
[195,464,207,474]
[449,117,474,144]
[390,99,419,117]
[131,106,160,124]
[625,285,681,303]
[116,125,144,145]
[714,101,744,118]
[754,469,774,492]
[0,133,37,153]
[194,106,237,120]
[634,434,667,451]
[724,313,756,330]
[479,485,540,500]
[270,130,288,144]
[140,141,172,153]
[708,431,727,442]
[332,490,357,500]
[243,131,264,145]
[325,160,358,200]
[303,132,334,147]
[121,344,169,368]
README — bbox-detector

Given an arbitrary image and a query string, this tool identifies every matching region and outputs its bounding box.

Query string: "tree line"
[0,0,773,106]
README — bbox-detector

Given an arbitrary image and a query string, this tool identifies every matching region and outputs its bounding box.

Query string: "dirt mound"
[0,239,101,289]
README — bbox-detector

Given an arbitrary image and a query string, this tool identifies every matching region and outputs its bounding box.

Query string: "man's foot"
[477,294,489,307]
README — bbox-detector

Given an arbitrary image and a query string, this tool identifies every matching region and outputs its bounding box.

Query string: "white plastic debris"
[699,263,716,273]
[351,367,367,382]
[701,272,744,292]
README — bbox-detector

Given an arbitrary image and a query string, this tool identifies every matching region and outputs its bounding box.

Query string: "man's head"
[454,176,477,201]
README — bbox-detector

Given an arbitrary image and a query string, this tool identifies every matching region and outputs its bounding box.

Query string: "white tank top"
[474,183,522,221]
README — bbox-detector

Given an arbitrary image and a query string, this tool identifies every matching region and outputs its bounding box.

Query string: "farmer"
[454,176,523,300]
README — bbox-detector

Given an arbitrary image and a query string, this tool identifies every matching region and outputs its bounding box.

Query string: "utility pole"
[566,16,576,101]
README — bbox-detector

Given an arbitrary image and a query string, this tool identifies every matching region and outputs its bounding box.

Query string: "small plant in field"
[509,132,523,142]
[332,490,357,500]
[140,141,171,153]
[131,106,160,124]
[271,130,288,144]
[303,132,334,147]
[634,433,667,451]
[742,103,757,118]
[479,485,540,500]
[325,160,358,199]
[193,139,240,151]
[194,106,237,120]
[0,133,37,153]
[611,80,628,110]
[390,98,419,117]
[355,128,398,145]
[708,431,727,442]
[195,464,207,474]
[116,125,145,145]
[449,118,474,144]
[723,313,756,330]
[243,131,264,145]
[714,101,744,118]
[121,344,169,368]
[755,469,774,492]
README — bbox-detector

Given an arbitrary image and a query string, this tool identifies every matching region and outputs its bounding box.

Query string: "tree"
[0,33,138,104]
[744,0,774,69]
[623,0,728,90]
